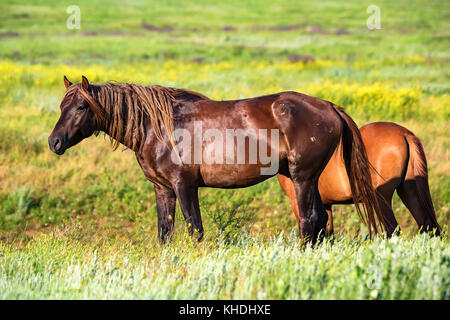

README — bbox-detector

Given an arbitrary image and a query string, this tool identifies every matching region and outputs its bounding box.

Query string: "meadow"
[0,0,449,299]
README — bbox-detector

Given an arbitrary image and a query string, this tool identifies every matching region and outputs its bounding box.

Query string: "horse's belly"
[200,164,272,188]
[318,151,352,204]
[197,124,289,188]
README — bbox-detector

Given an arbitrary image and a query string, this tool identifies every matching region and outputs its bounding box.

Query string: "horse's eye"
[77,105,88,112]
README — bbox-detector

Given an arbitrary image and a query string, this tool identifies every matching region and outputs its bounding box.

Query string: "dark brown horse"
[48,76,387,242]
[278,122,441,236]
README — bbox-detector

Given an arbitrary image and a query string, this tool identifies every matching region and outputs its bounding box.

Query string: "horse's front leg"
[324,204,334,237]
[174,182,204,241]
[154,184,176,242]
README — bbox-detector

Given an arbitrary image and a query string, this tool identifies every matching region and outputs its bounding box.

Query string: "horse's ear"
[81,75,90,91]
[63,75,72,89]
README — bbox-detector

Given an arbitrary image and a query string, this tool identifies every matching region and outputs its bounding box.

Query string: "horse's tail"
[331,105,389,236]
[404,131,441,235]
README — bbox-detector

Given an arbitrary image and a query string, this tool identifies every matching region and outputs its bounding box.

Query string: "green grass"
[0,234,448,299]
[0,0,449,299]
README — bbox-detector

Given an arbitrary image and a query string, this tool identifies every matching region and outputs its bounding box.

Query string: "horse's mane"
[64,82,208,151]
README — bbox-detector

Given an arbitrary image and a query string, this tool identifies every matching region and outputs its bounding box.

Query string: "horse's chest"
[135,153,171,187]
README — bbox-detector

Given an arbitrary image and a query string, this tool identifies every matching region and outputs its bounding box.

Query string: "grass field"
[0,0,449,299]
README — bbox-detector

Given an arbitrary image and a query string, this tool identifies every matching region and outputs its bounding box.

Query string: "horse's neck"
[98,99,139,152]
[96,86,172,152]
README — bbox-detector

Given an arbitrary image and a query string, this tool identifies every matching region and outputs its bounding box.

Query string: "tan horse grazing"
[278,122,441,236]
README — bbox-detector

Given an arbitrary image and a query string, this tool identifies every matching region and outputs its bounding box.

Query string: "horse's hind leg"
[272,96,340,242]
[278,174,333,238]
[375,183,399,237]
[288,159,329,243]
[287,144,336,242]
[397,180,439,234]
[291,179,327,242]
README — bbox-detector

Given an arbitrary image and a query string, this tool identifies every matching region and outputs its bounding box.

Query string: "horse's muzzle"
[48,135,66,155]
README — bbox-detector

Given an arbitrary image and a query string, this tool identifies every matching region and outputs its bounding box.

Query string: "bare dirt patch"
[250,24,303,32]
[141,22,173,33]
[222,26,236,32]
[270,24,303,31]
[190,57,205,64]
[287,54,316,63]
[81,31,97,36]
[307,25,350,35]
[0,32,19,39]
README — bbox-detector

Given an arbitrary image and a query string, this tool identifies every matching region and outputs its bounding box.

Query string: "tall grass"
[0,234,447,299]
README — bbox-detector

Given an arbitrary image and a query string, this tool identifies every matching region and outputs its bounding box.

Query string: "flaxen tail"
[331,105,390,236]
[404,132,441,235]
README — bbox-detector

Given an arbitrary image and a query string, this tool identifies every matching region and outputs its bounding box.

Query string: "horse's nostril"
[49,136,62,152]
[53,138,61,150]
